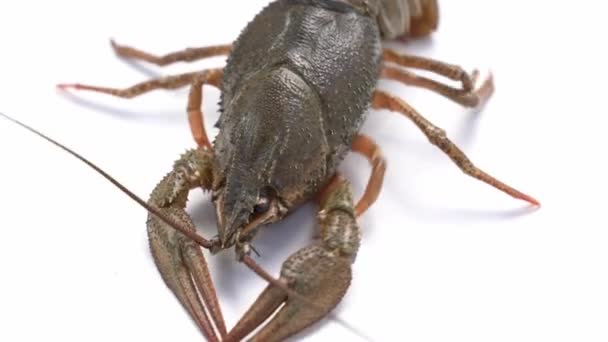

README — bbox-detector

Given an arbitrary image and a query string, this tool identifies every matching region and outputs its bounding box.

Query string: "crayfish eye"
[253,186,276,215]
[253,196,271,214]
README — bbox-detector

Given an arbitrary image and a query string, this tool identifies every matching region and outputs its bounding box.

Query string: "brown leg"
[186,70,223,149]
[382,49,493,107]
[111,39,232,66]
[351,134,387,217]
[226,176,359,341]
[57,68,221,99]
[382,66,493,108]
[373,90,540,206]
[58,68,223,148]
[384,49,476,90]
[315,135,386,218]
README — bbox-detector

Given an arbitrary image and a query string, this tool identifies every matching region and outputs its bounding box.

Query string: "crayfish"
[2,0,539,341]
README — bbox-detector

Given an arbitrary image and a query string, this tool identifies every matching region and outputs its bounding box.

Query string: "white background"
[0,1,606,341]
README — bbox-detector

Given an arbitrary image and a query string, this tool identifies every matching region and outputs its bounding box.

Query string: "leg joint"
[427,126,448,146]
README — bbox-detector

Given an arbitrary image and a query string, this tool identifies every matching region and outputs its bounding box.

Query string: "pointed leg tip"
[57,83,95,92]
[480,70,494,85]
[520,194,541,208]
[471,69,480,83]
[56,83,77,91]
[110,38,119,50]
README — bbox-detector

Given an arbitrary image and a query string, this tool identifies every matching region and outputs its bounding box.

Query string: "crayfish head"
[212,182,289,252]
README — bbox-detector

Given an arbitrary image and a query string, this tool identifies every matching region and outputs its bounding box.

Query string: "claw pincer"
[227,177,360,341]
[147,149,227,340]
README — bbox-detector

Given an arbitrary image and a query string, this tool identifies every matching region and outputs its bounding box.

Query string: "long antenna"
[0,112,212,248]
[0,111,374,341]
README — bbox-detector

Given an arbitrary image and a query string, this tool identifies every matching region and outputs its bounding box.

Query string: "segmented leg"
[226,176,360,342]
[315,135,386,218]
[382,49,493,107]
[111,39,232,66]
[352,134,387,217]
[372,90,540,206]
[57,68,222,99]
[383,49,475,90]
[58,68,223,149]
[382,66,493,108]
[186,70,223,149]
[147,148,226,341]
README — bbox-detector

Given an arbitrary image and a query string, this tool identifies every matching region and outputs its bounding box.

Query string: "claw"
[147,206,226,341]
[146,148,226,340]
[227,177,360,341]
[228,246,352,342]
